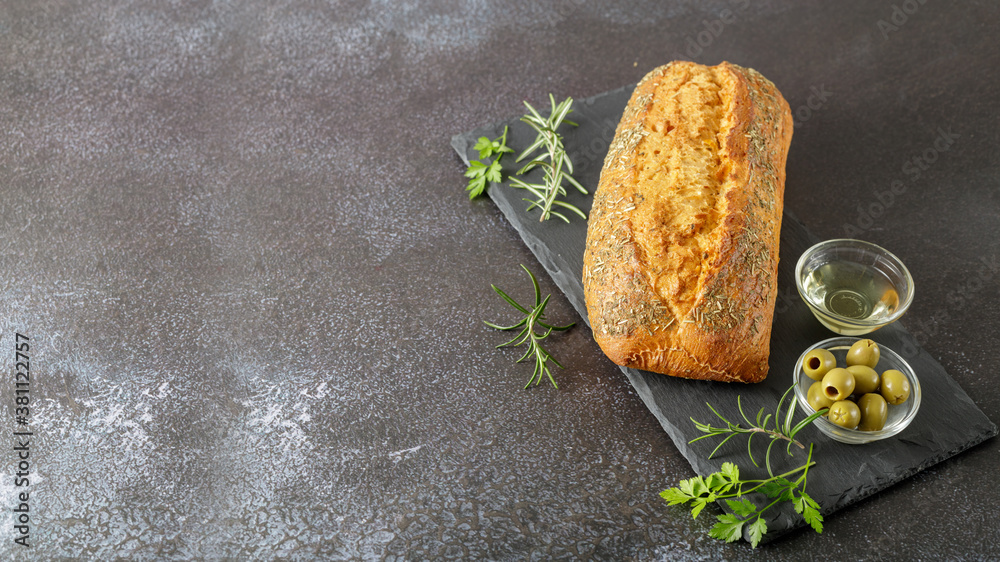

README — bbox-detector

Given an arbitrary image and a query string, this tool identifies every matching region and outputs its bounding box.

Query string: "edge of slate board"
[451,87,997,544]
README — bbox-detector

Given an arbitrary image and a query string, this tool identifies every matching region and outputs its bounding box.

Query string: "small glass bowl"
[793,337,921,444]
[795,239,914,336]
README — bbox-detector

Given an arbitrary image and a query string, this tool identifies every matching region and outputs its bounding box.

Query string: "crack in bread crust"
[632,65,729,322]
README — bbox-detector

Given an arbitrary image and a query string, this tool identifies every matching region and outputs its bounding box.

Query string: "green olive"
[857,393,889,431]
[846,339,880,368]
[828,400,861,429]
[802,348,837,381]
[821,367,856,401]
[807,381,835,413]
[847,365,880,396]
[881,369,911,405]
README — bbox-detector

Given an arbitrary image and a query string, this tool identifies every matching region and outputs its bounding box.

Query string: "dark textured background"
[0,0,997,559]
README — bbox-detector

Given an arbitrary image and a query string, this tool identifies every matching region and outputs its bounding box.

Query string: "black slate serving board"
[451,85,997,542]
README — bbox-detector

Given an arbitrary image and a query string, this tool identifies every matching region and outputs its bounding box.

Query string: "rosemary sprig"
[510,95,588,222]
[484,264,574,388]
[465,126,513,199]
[690,385,828,477]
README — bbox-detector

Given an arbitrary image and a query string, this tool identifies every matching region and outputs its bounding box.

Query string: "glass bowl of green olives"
[795,239,914,336]
[793,337,921,444]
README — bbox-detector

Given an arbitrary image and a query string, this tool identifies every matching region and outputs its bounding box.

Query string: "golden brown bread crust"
[583,61,793,383]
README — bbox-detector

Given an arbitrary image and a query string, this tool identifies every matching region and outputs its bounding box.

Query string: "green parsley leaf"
[720,462,739,483]
[726,498,757,517]
[759,478,795,501]
[795,492,824,534]
[709,514,745,543]
[474,136,495,159]
[803,504,823,534]
[465,160,487,178]
[680,475,710,498]
[466,176,487,199]
[705,472,728,492]
[757,480,783,498]
[792,495,805,515]
[801,490,821,511]
[660,487,692,506]
[485,159,503,183]
[464,127,511,200]
[747,517,768,547]
[677,476,697,498]
[690,498,709,520]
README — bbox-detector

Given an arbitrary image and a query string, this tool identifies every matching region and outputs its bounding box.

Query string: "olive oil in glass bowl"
[795,239,914,336]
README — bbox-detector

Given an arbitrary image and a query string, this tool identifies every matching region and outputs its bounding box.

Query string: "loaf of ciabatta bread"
[583,61,793,383]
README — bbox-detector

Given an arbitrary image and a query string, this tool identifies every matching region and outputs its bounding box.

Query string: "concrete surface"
[0,0,997,559]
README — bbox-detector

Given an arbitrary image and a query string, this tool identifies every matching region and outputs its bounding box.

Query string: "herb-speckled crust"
[583,61,793,383]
